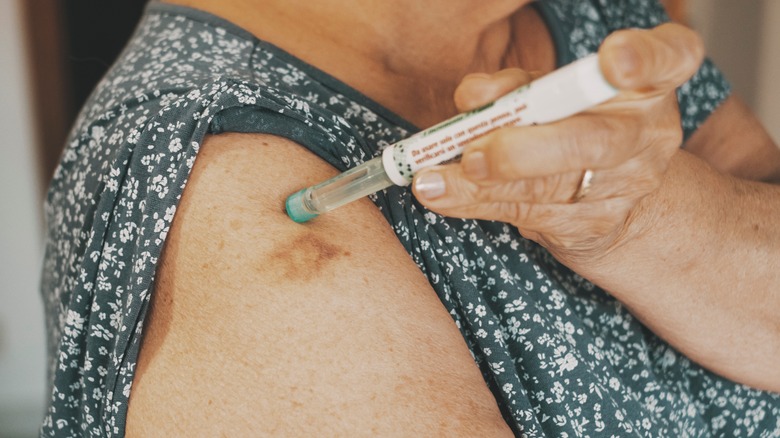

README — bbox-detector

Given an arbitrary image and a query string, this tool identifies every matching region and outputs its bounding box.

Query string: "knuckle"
[659,24,704,84]
[559,129,589,170]
[498,202,521,223]
[619,154,668,198]
[526,177,550,204]
[500,201,532,226]
[498,68,534,85]
[572,117,620,168]
[539,173,568,203]
[641,100,683,151]
[448,172,481,202]
[605,28,642,51]
[453,86,485,111]
[664,23,705,59]
[686,30,706,63]
[488,129,523,178]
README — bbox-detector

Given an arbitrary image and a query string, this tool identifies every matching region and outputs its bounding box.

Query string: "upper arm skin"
[125,133,513,436]
[685,95,780,182]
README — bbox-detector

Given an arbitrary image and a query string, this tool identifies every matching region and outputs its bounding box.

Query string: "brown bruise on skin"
[264,231,352,282]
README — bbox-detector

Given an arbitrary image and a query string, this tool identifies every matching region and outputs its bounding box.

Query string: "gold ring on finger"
[569,169,594,203]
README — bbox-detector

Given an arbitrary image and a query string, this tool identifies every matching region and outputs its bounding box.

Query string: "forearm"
[580,150,780,391]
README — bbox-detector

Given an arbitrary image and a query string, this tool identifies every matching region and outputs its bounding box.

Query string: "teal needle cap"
[285,189,319,223]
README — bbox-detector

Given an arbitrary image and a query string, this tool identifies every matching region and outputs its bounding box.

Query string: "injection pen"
[285,53,618,223]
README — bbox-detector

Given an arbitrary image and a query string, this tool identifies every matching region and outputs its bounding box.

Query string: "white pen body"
[381,54,617,186]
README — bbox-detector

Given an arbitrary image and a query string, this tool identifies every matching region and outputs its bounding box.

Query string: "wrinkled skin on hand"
[413,23,705,267]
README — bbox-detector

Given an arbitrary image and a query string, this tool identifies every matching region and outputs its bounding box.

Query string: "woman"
[41,0,780,436]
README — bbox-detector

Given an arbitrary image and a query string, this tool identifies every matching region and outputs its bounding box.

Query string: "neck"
[163,0,554,126]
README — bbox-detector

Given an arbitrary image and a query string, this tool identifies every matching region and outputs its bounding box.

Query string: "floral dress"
[40,1,779,436]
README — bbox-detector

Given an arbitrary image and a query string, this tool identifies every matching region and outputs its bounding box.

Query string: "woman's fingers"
[410,23,705,259]
[454,68,539,112]
[413,165,636,248]
[450,23,699,185]
[413,164,587,208]
[455,22,704,116]
[599,23,705,94]
[414,153,666,213]
[459,104,678,182]
[459,116,630,182]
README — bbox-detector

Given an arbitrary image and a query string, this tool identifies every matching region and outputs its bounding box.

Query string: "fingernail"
[414,172,446,199]
[462,151,489,180]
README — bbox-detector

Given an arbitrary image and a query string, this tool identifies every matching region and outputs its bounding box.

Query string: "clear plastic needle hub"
[285,156,393,222]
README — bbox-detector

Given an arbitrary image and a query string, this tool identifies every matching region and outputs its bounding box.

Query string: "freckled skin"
[128,133,513,437]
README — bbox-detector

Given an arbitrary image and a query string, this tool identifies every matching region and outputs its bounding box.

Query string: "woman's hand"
[412,23,705,268]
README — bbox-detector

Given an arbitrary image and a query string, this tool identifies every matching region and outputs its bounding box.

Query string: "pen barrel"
[382,54,617,186]
[524,54,617,124]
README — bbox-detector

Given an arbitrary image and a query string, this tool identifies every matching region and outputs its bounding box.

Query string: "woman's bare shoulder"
[125,132,513,436]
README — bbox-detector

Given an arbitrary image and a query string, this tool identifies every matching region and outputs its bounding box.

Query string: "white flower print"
[168,137,183,153]
[556,352,579,374]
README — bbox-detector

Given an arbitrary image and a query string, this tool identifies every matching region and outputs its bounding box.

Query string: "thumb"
[599,23,705,93]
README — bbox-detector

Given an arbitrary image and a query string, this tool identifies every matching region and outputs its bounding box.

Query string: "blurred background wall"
[689,0,780,143]
[1,1,148,436]
[0,0,46,436]
[0,1,778,437]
